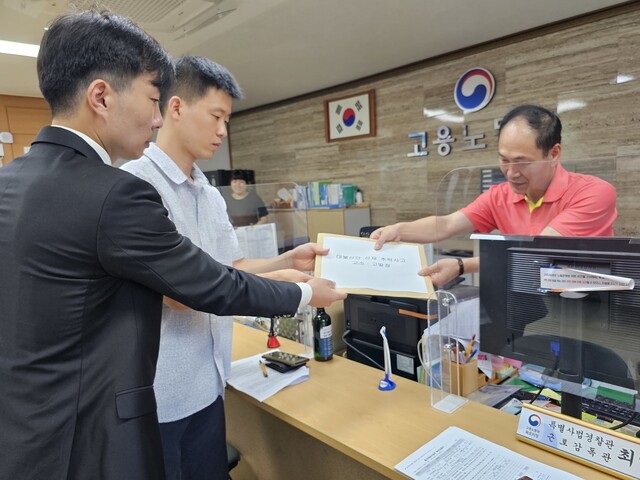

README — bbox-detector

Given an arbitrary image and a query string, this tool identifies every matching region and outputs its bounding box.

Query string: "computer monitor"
[478,235,640,416]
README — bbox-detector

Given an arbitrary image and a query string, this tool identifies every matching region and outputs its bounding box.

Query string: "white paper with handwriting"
[315,233,433,299]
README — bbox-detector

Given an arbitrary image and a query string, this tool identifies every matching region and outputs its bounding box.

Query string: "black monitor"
[478,235,640,416]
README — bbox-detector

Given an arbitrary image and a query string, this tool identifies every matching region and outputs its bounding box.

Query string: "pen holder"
[450,359,479,397]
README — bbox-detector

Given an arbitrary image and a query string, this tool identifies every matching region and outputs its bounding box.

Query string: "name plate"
[517,404,640,479]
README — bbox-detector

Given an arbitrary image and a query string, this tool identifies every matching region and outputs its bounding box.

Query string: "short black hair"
[163,56,243,113]
[38,11,175,117]
[230,169,250,182]
[498,104,562,156]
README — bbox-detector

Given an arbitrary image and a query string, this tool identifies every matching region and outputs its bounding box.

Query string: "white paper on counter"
[228,351,309,402]
[395,426,582,480]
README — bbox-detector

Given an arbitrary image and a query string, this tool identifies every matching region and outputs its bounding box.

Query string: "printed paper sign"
[539,266,634,292]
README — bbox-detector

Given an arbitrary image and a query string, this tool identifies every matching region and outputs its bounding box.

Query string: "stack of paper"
[395,426,581,480]
[228,352,309,402]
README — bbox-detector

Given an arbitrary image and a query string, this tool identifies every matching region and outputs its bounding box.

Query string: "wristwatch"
[455,257,464,276]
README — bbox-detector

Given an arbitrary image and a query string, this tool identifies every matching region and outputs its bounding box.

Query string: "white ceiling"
[0,0,632,112]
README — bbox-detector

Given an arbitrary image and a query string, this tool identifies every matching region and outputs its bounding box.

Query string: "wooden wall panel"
[0,95,50,164]
[231,4,640,237]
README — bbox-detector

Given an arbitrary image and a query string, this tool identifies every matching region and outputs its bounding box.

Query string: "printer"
[344,285,479,382]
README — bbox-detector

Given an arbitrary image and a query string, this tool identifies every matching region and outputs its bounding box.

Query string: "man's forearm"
[397,216,454,243]
[390,218,431,243]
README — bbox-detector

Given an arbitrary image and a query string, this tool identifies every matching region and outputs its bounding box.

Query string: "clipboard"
[314,233,435,299]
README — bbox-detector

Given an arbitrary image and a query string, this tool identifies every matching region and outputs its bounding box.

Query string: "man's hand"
[419,258,460,288]
[288,242,329,271]
[307,277,347,307]
[163,296,191,311]
[260,269,313,283]
[370,223,405,250]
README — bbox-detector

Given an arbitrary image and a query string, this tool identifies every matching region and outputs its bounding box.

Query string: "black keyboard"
[581,396,640,427]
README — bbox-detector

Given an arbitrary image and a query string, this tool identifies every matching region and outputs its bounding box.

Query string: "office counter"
[226,323,610,479]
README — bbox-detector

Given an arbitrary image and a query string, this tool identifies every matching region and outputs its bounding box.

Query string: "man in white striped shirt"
[121,56,335,480]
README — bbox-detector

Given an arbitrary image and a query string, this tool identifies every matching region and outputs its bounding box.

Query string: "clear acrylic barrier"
[425,290,469,413]
[216,182,309,258]
[432,159,619,283]
[420,164,490,412]
[216,181,312,352]
[432,160,639,421]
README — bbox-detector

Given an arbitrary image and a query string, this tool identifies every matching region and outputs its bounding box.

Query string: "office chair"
[359,226,381,238]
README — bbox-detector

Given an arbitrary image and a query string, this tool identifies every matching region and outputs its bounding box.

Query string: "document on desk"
[228,352,309,402]
[395,426,581,480]
[315,233,434,299]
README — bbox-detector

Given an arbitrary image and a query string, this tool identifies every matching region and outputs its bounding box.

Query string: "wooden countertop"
[231,323,611,479]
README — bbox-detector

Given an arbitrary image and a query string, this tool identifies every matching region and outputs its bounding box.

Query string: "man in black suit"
[0,11,344,480]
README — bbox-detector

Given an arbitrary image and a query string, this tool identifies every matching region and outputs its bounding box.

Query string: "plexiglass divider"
[426,290,469,413]
[215,181,311,345]
[429,159,637,422]
[216,182,309,258]
[424,164,487,412]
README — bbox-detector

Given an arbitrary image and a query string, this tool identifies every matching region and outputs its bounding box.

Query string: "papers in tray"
[395,426,581,480]
[228,351,309,402]
[466,384,523,408]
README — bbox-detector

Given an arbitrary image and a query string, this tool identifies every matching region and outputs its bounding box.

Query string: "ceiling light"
[615,73,635,84]
[0,40,39,58]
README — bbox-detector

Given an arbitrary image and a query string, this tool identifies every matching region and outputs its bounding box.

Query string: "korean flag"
[327,92,373,140]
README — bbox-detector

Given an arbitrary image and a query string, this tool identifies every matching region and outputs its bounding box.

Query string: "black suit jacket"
[0,127,301,479]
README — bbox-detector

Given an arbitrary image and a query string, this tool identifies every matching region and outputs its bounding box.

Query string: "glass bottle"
[313,307,333,361]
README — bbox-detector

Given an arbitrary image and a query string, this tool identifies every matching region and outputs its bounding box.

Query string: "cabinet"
[266,208,309,251]
[306,206,370,243]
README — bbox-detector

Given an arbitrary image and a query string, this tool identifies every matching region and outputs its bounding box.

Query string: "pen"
[259,360,268,378]
[464,334,476,361]
[467,349,478,362]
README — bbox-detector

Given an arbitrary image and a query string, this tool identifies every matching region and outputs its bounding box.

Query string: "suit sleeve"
[96,175,301,317]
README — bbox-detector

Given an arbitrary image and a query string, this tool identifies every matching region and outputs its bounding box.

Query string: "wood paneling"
[231,4,640,237]
[0,95,50,164]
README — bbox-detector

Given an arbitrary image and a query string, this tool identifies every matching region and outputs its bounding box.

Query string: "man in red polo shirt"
[371,104,617,286]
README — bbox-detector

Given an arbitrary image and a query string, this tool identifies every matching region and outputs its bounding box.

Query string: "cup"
[450,359,479,397]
